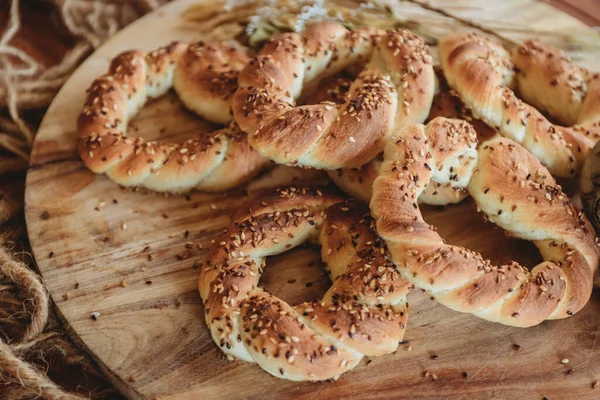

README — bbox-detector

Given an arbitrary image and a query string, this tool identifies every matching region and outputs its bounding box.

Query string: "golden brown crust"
[439,33,599,178]
[326,73,489,205]
[174,42,251,124]
[199,188,410,381]
[370,117,600,327]
[327,155,469,205]
[77,41,266,193]
[232,22,436,169]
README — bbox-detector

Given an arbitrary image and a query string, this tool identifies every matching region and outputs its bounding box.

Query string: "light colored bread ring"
[78,41,266,193]
[199,188,410,381]
[327,72,495,205]
[232,21,436,169]
[513,40,600,158]
[328,155,469,205]
[371,117,600,327]
[439,33,599,178]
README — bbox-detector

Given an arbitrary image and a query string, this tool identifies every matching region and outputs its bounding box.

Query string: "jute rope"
[0,249,48,343]
[0,0,167,170]
[0,0,167,398]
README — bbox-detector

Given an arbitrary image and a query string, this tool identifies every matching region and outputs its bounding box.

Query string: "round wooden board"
[25,1,600,398]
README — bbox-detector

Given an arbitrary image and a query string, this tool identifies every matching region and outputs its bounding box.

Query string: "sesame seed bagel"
[370,117,600,327]
[439,33,600,178]
[232,21,436,169]
[199,187,410,381]
[77,41,267,193]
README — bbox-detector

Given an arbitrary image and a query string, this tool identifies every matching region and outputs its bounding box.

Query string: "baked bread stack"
[77,20,600,382]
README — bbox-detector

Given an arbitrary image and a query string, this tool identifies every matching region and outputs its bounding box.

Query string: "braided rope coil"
[199,188,410,381]
[77,41,267,193]
[371,117,600,327]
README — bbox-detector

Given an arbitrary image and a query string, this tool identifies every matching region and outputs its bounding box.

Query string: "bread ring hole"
[554,176,579,197]
[421,199,543,270]
[128,90,220,143]
[259,245,331,305]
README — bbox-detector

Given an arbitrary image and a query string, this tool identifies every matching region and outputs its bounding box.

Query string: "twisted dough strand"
[327,72,497,205]
[199,188,410,381]
[439,33,599,178]
[78,41,266,192]
[233,21,436,169]
[371,117,599,327]
[513,40,600,151]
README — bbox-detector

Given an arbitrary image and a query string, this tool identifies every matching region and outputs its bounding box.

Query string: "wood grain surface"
[24,1,600,398]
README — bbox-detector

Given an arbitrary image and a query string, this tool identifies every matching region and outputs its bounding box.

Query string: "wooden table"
[5,0,600,399]
[23,1,600,399]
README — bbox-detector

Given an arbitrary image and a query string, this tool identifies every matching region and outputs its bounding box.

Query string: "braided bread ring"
[78,42,266,193]
[327,73,496,205]
[439,33,599,178]
[232,21,436,169]
[328,155,469,205]
[371,118,600,327]
[199,188,410,381]
[371,117,600,327]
